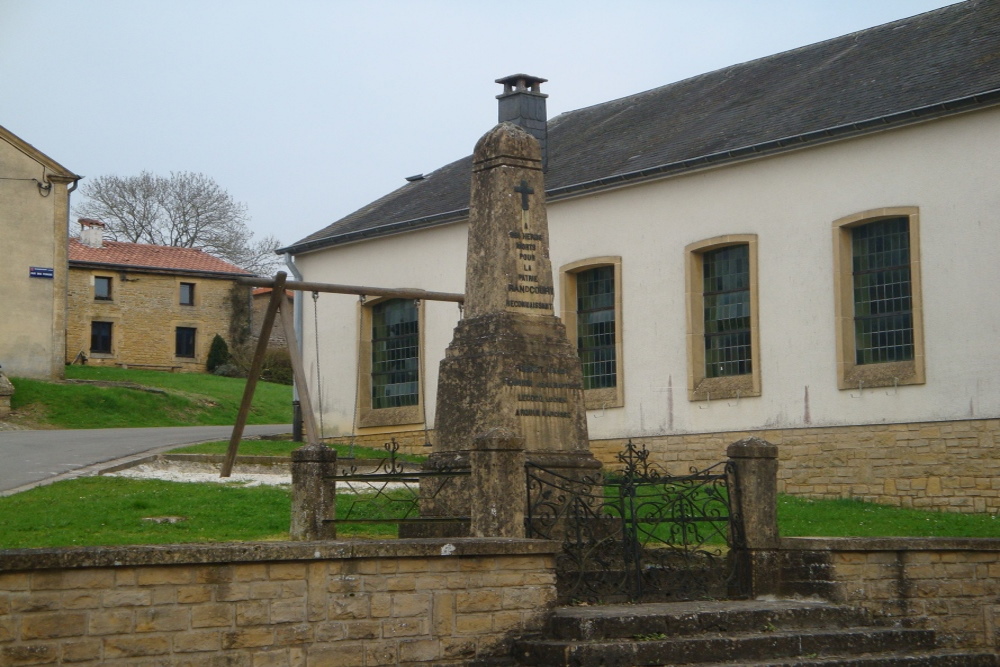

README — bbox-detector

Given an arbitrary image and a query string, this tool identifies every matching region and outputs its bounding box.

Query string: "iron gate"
[525,440,747,603]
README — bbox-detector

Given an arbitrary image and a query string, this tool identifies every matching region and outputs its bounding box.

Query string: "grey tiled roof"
[285,0,1000,254]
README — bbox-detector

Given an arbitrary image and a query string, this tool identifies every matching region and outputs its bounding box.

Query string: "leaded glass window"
[576,266,616,389]
[703,245,751,378]
[852,217,913,365]
[371,299,419,409]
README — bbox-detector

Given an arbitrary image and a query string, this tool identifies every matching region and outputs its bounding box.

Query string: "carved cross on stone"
[513,179,534,210]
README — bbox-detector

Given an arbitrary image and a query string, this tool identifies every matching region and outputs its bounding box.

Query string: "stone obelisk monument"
[423,121,601,531]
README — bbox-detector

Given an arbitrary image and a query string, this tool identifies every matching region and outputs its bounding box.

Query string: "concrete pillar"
[290,443,337,540]
[727,436,780,597]
[470,431,527,538]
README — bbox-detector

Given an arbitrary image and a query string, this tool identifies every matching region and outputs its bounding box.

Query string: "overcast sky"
[1,0,957,252]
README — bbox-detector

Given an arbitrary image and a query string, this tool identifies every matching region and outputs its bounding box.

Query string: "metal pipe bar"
[237,276,464,303]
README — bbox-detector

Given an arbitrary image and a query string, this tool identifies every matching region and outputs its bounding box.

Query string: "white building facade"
[285,2,1000,512]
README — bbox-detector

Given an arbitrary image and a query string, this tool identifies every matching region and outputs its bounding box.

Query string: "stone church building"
[281,1,1000,512]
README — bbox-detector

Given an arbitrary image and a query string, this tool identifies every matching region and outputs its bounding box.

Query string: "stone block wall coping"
[780,536,1000,552]
[726,436,778,459]
[0,537,561,572]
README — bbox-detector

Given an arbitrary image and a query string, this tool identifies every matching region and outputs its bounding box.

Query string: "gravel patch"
[106,460,291,487]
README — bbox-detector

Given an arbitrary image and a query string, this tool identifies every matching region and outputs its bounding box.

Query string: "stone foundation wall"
[326,430,435,456]
[0,539,557,666]
[778,537,1000,650]
[370,418,1000,513]
[589,418,1000,513]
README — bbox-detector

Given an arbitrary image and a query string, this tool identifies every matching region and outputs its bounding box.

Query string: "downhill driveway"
[0,424,291,495]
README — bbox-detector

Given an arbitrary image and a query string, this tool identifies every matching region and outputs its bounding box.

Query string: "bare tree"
[75,171,281,275]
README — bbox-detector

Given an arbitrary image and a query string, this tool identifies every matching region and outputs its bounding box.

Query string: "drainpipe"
[284,253,305,442]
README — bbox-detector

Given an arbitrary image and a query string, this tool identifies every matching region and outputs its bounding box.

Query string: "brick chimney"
[496,74,548,170]
[79,218,105,248]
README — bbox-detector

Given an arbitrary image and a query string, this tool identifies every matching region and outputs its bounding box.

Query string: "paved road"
[0,424,291,495]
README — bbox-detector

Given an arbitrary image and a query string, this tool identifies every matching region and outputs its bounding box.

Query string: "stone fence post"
[727,436,780,597]
[470,431,527,538]
[290,443,337,540]
[0,369,14,418]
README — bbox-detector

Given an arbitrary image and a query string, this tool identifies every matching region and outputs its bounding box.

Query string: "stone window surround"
[174,325,197,359]
[170,318,202,363]
[355,296,426,430]
[89,318,116,357]
[93,274,113,301]
[560,256,624,411]
[832,206,925,391]
[685,234,761,402]
[179,280,196,306]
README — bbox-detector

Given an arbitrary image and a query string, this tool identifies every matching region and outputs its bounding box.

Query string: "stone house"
[251,287,294,347]
[280,2,1000,512]
[67,219,252,372]
[0,125,80,380]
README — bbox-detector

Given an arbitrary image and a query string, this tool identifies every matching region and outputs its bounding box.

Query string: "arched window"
[356,298,424,428]
[371,299,420,409]
[833,207,924,390]
[685,235,761,402]
[561,257,624,410]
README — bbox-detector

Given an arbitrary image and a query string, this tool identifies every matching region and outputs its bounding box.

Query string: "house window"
[561,257,624,410]
[685,235,760,402]
[175,327,196,358]
[90,321,112,354]
[703,245,752,378]
[370,299,420,409]
[180,283,195,306]
[833,207,924,390]
[94,276,112,301]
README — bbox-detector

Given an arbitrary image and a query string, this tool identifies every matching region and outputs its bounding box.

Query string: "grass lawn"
[778,495,1000,538]
[6,365,291,429]
[0,474,997,549]
[0,477,292,548]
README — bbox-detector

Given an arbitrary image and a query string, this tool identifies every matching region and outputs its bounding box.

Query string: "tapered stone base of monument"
[409,119,601,536]
[413,312,602,534]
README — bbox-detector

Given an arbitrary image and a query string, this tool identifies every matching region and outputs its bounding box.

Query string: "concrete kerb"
[0,433,296,497]
[0,442,184,498]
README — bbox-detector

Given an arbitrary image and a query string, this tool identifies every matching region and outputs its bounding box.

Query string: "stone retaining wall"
[0,538,558,666]
[779,537,1000,650]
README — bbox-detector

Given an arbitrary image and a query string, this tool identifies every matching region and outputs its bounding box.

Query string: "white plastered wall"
[0,136,66,379]
[296,106,1000,441]
[293,223,467,437]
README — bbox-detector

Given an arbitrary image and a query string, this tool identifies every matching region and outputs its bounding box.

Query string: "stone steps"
[511,600,999,667]
[697,653,998,666]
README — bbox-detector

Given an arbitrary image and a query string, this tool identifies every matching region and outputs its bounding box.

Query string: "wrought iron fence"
[324,439,468,536]
[526,439,745,603]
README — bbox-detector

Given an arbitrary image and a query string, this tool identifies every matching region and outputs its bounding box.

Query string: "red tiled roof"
[69,238,251,276]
